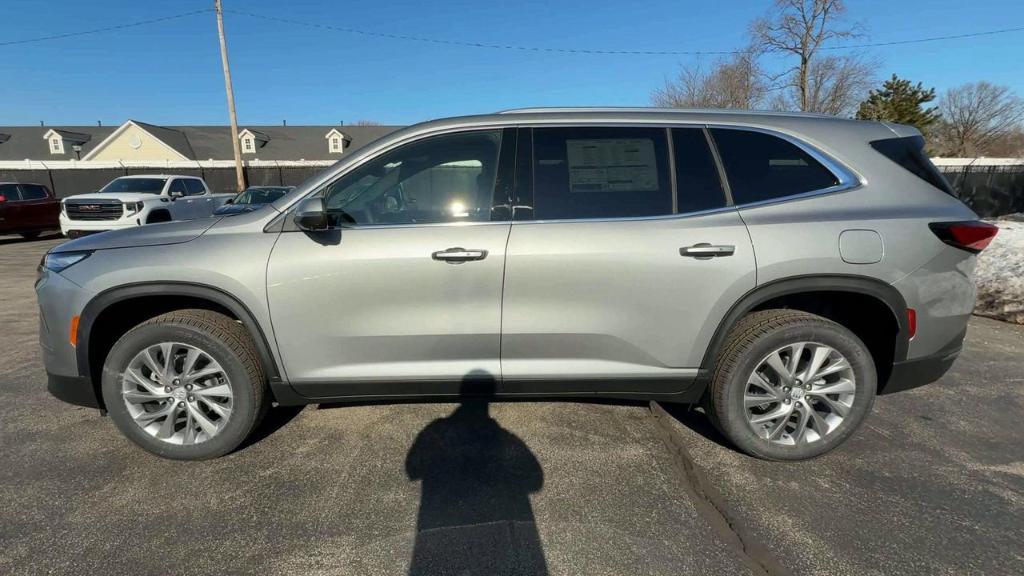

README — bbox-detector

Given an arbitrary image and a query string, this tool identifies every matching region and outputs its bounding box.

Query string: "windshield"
[100,177,167,194]
[233,187,292,205]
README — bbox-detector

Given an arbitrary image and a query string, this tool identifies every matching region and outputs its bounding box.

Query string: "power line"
[226,9,1024,56]
[0,9,212,47]
[0,6,1021,56]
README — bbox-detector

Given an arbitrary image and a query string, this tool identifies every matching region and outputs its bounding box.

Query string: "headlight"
[43,251,92,273]
[123,201,145,216]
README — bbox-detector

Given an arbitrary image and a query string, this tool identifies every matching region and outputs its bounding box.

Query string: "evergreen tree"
[856,74,941,132]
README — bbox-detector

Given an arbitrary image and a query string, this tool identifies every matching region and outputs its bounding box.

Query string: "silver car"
[36,108,998,461]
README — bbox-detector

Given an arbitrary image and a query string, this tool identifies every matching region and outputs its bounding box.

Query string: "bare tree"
[751,0,869,113]
[651,52,766,109]
[937,82,1024,156]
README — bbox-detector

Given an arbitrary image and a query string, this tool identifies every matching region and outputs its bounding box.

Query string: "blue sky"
[1,0,1022,126]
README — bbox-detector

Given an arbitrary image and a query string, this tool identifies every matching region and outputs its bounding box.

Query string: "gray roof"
[0,126,117,160]
[0,122,401,161]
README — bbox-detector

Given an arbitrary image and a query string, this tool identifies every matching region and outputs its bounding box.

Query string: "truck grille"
[64,200,124,221]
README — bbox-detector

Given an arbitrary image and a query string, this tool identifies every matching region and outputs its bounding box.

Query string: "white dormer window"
[49,137,64,154]
[239,129,267,155]
[325,128,347,154]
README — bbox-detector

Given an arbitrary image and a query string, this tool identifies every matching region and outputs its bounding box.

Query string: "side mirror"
[294,197,329,231]
[168,190,184,200]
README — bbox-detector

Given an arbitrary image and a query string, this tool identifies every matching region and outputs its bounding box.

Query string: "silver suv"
[36,109,998,461]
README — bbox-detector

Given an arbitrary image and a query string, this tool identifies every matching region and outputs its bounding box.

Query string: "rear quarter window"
[870,135,954,195]
[710,129,840,205]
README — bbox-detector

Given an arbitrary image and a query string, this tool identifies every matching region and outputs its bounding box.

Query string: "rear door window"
[531,127,672,220]
[19,184,49,200]
[184,179,207,195]
[711,129,839,205]
[0,184,23,201]
[671,128,728,213]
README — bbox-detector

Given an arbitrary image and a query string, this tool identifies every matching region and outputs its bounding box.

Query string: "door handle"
[432,247,488,263]
[680,243,735,259]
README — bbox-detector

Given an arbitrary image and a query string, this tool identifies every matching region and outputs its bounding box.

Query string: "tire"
[100,309,269,460]
[707,309,876,461]
[19,231,41,240]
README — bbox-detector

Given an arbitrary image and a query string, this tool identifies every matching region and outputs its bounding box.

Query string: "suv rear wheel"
[100,309,269,460]
[707,309,876,460]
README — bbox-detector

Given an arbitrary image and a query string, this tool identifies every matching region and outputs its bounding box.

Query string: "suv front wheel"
[100,309,269,460]
[707,309,877,461]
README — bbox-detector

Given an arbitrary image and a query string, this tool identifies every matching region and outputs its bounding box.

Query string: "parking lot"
[1,234,1022,576]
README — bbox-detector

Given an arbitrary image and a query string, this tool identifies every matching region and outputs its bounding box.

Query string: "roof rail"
[496,106,838,119]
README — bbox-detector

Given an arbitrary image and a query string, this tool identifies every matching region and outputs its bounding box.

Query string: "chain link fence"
[2,162,1022,218]
[0,165,328,198]
[936,165,1024,218]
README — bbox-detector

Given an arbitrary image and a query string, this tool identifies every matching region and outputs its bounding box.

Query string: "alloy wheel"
[743,341,856,446]
[121,342,234,445]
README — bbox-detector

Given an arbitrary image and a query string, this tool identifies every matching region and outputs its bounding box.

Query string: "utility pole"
[215,0,246,192]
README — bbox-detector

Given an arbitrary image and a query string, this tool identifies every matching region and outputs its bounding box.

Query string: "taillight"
[928,221,999,253]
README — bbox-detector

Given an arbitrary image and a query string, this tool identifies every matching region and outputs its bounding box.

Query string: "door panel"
[499,125,756,393]
[500,212,756,388]
[266,128,514,397]
[0,183,22,232]
[267,224,510,393]
[166,179,194,220]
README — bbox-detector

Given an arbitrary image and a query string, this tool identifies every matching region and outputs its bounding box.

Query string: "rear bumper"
[47,372,101,408]
[881,342,961,394]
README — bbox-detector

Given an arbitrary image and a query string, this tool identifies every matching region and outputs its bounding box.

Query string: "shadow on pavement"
[404,371,548,576]
[0,232,63,246]
[656,402,734,450]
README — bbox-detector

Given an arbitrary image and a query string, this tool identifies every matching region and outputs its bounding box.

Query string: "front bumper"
[47,372,101,408]
[59,213,143,236]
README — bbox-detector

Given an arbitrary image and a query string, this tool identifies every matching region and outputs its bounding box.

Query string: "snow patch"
[974,215,1024,324]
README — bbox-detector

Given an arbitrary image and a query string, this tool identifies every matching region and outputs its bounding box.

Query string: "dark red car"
[0,182,60,239]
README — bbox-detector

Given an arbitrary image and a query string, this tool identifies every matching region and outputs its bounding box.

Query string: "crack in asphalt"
[649,401,791,576]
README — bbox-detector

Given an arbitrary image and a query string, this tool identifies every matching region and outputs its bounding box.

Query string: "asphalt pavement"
[1,233,1021,576]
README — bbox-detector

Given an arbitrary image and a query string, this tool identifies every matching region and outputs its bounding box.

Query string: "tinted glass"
[184,179,206,195]
[671,128,727,213]
[323,130,503,226]
[100,178,166,194]
[0,184,22,201]
[236,187,289,204]
[532,127,672,220]
[711,129,839,205]
[168,179,188,196]
[20,184,49,200]
[870,136,954,195]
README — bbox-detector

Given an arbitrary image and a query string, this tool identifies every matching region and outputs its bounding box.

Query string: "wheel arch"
[77,282,284,408]
[698,274,910,393]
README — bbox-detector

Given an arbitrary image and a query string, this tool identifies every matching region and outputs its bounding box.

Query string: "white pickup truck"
[60,174,235,238]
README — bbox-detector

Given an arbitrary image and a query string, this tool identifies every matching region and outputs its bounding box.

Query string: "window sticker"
[566,139,658,193]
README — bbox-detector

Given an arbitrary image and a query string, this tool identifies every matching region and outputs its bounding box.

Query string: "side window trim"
[702,127,734,206]
[706,124,862,209]
[665,127,678,214]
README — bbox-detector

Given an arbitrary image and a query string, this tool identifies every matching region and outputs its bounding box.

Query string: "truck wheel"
[707,309,876,461]
[100,309,269,460]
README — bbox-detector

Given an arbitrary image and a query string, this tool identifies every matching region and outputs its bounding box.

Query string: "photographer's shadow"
[404,371,548,576]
